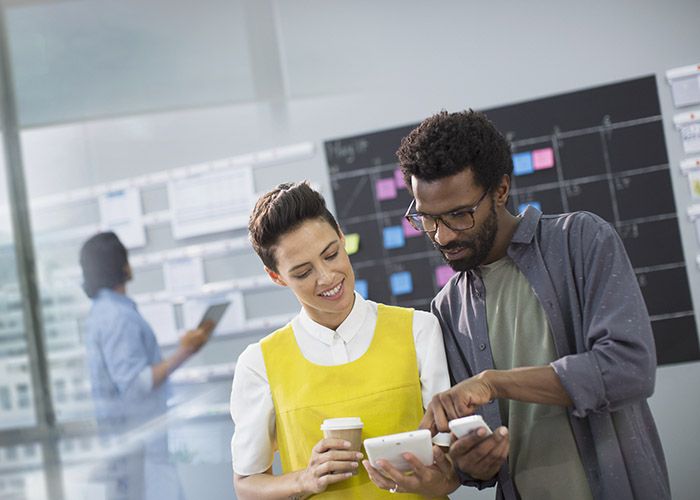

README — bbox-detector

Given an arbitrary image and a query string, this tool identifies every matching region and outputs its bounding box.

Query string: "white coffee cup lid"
[320,417,364,430]
[432,432,452,447]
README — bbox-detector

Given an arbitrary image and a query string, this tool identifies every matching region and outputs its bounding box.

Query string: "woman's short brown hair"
[248,181,340,272]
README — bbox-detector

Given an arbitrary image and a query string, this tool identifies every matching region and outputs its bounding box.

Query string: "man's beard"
[434,204,498,272]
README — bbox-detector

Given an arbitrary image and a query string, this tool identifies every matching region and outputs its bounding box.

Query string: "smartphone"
[448,415,492,438]
[363,429,433,472]
[198,302,230,328]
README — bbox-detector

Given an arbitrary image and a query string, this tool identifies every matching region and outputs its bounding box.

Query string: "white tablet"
[448,415,492,438]
[363,429,433,472]
[198,302,230,328]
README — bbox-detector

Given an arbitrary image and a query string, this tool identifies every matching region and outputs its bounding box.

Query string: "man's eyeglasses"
[404,190,489,233]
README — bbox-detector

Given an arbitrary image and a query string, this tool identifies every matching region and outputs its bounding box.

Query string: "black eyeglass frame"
[403,190,490,233]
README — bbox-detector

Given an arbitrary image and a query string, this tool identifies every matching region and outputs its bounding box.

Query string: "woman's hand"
[362,445,460,497]
[298,438,363,495]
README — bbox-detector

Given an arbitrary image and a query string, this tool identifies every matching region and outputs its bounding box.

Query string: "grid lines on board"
[325,75,699,365]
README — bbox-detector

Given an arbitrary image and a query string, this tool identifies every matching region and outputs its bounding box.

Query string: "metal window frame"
[0,4,64,499]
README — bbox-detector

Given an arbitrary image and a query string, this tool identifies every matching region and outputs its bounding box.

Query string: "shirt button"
[479,343,486,351]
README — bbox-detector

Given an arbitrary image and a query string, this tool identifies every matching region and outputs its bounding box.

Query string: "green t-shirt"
[480,255,592,500]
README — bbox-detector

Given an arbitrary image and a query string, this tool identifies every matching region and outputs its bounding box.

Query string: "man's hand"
[420,374,495,434]
[449,426,509,481]
[298,438,363,495]
[362,446,460,497]
[180,319,215,354]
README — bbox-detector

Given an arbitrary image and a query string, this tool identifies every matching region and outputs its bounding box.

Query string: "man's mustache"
[434,240,470,252]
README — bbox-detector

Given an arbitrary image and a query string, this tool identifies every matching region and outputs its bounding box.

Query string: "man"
[80,231,214,500]
[394,110,670,499]
[230,182,456,498]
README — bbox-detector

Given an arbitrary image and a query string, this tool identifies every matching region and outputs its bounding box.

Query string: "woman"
[80,231,213,500]
[230,182,459,499]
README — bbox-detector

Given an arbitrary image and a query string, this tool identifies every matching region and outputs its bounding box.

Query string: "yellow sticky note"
[692,177,700,198]
[345,233,360,255]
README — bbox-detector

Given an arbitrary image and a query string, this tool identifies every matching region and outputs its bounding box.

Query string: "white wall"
[7,1,700,498]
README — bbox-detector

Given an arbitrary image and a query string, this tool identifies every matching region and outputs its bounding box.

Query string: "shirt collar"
[95,288,136,308]
[509,205,541,245]
[298,292,369,346]
[478,254,513,277]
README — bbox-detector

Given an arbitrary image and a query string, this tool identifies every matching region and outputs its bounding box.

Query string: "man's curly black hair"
[397,110,513,193]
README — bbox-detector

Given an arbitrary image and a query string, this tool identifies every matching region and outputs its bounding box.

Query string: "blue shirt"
[432,207,670,500]
[84,289,168,436]
[84,289,182,499]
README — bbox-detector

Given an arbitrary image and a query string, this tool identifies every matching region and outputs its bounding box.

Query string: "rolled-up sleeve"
[551,220,656,418]
[230,343,276,476]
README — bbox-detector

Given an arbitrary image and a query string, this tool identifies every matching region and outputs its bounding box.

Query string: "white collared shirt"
[230,293,450,475]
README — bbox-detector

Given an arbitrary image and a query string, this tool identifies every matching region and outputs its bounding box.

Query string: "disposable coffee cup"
[321,417,364,474]
[432,432,452,451]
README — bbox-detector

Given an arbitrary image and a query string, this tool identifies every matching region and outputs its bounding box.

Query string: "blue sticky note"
[355,279,368,299]
[383,226,405,249]
[512,152,534,176]
[390,271,413,296]
[518,201,541,214]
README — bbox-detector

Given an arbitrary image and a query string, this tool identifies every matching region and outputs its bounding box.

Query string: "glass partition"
[0,138,42,497]
[0,1,284,499]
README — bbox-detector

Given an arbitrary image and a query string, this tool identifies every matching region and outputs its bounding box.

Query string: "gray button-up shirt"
[431,207,670,500]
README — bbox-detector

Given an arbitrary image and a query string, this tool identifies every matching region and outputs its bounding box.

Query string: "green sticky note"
[345,233,360,255]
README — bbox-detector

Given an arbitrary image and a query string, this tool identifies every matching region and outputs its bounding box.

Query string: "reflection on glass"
[13,100,241,500]
[0,444,46,499]
[0,137,36,433]
[4,5,265,500]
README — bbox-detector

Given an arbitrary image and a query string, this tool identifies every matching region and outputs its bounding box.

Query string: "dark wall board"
[324,75,699,365]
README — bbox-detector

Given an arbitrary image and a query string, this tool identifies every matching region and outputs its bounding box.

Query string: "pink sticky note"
[376,178,398,201]
[402,217,422,238]
[394,168,407,189]
[435,265,456,287]
[532,148,554,170]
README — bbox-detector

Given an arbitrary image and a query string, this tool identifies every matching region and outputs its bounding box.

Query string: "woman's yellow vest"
[260,304,438,499]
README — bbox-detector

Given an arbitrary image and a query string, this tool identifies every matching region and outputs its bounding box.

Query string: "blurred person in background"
[79,231,214,500]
